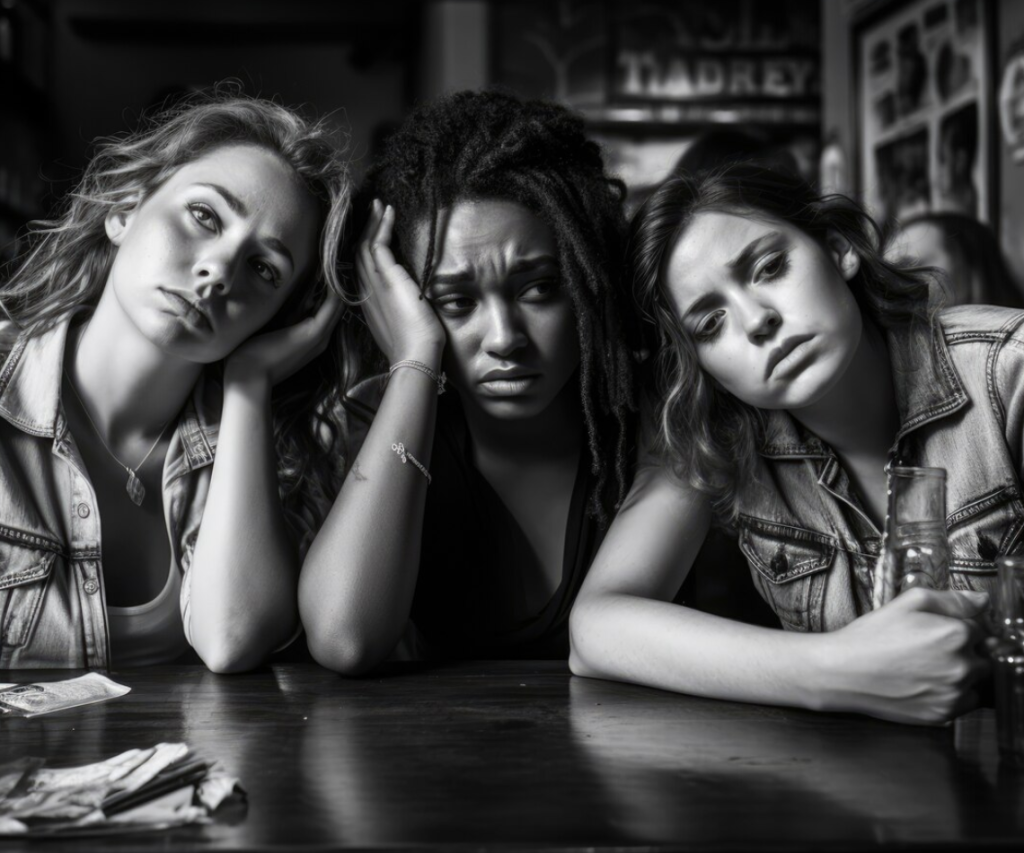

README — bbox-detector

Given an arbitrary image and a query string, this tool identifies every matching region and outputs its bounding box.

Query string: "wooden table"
[2,661,1022,850]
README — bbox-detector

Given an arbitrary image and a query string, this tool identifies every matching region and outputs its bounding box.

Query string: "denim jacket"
[0,316,220,668]
[736,305,1024,633]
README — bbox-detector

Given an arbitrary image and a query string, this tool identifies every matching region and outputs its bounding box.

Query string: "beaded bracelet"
[389,359,447,395]
[391,442,431,485]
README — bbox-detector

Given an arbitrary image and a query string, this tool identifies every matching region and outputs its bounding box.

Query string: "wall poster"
[855,0,993,224]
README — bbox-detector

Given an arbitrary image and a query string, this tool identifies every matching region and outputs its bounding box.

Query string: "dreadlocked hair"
[344,89,637,524]
[628,163,933,528]
[0,81,354,555]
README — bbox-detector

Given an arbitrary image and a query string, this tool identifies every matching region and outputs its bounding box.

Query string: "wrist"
[794,631,841,713]
[392,339,444,369]
[224,359,272,399]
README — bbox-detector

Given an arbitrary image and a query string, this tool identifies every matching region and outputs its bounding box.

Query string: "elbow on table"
[567,605,602,680]
[196,641,266,675]
[306,629,384,677]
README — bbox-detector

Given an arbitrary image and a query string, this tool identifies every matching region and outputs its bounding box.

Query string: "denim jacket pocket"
[738,516,836,632]
[0,528,60,649]
[946,484,1024,593]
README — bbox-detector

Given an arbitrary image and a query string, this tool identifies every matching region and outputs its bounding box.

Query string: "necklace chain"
[62,326,174,506]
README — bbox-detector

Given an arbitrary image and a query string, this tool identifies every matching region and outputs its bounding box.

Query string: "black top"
[411,395,602,659]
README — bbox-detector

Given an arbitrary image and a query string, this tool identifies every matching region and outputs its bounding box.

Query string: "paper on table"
[106,785,207,828]
[0,743,207,835]
[0,673,129,717]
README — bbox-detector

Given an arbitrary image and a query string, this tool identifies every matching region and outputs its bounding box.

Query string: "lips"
[764,334,815,380]
[159,288,213,332]
[479,368,539,383]
[477,368,541,396]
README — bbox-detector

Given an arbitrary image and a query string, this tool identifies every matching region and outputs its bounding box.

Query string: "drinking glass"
[873,466,950,609]
[992,555,1024,763]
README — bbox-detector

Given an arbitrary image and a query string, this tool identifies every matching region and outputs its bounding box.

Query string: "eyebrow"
[679,232,785,320]
[428,254,559,288]
[262,236,295,269]
[194,182,294,269]
[726,231,785,275]
[195,183,248,217]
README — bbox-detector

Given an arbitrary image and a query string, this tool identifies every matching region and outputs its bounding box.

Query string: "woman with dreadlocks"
[299,90,637,670]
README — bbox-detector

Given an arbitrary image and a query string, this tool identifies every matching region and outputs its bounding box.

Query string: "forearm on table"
[188,371,298,674]
[569,593,829,712]
[299,363,440,674]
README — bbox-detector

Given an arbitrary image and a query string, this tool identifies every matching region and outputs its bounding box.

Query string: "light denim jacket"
[736,305,1024,633]
[0,316,220,667]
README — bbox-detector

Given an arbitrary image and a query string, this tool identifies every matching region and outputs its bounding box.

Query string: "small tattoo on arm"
[352,461,367,482]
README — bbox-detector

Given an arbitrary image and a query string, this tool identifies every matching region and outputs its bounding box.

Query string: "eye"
[519,278,560,302]
[188,202,219,232]
[694,310,725,342]
[755,251,789,283]
[251,258,281,285]
[432,294,476,317]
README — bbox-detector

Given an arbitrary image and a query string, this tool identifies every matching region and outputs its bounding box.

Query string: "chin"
[483,401,550,420]
[149,327,232,365]
[471,394,554,421]
[774,366,847,411]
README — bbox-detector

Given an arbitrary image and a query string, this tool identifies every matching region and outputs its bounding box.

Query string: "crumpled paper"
[0,744,243,836]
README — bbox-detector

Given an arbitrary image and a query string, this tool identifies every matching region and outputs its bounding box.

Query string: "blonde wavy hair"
[1,82,353,552]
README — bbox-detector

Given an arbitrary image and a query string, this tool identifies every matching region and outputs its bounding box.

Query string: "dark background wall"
[4,0,1023,288]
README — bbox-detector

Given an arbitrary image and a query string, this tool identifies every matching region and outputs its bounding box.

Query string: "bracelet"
[391,442,431,485]
[389,359,447,395]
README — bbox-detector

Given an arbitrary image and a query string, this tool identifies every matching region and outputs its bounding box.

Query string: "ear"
[104,207,135,247]
[826,230,861,281]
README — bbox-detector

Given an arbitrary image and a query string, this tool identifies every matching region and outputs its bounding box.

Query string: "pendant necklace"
[63,330,174,507]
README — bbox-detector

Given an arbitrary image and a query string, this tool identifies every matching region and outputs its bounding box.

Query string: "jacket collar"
[0,315,220,471]
[759,317,968,460]
[0,317,67,437]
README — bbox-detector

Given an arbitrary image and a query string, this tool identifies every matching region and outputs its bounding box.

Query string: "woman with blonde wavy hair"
[0,85,351,671]
[571,164,1002,725]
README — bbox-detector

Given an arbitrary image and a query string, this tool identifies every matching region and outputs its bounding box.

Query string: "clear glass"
[992,555,1024,763]
[873,466,950,609]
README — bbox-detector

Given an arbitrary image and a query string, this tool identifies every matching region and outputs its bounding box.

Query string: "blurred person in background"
[887,212,1024,309]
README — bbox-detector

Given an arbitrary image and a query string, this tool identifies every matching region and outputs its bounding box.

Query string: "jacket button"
[77,503,91,518]
[83,579,99,595]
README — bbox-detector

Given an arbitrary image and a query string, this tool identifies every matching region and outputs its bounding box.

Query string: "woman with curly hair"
[300,90,637,670]
[570,164,1001,725]
[0,85,351,671]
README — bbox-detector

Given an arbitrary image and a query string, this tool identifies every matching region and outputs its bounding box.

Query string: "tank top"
[107,561,189,667]
[411,395,603,659]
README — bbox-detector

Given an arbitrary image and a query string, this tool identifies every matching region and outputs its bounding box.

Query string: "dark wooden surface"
[1,661,1022,851]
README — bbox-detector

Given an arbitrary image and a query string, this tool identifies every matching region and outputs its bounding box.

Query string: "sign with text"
[611,0,820,105]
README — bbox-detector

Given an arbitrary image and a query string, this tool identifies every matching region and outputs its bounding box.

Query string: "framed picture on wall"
[854,0,995,225]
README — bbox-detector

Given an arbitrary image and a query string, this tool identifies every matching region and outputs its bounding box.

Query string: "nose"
[191,252,235,297]
[482,300,528,358]
[738,296,781,342]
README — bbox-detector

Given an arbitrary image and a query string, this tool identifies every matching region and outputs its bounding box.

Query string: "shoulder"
[938,307,1024,426]
[937,304,1024,344]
